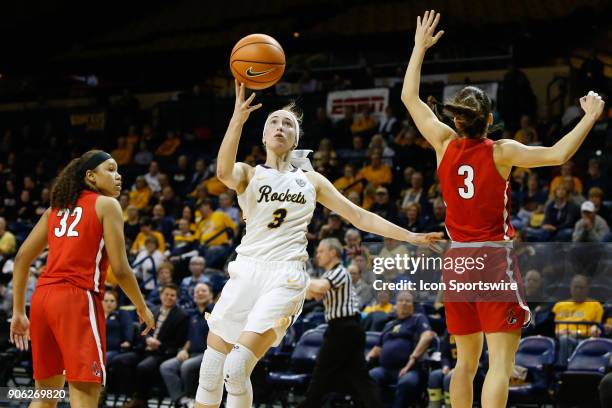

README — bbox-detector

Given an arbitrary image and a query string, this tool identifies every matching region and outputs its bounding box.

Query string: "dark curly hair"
[50,150,103,210]
[430,86,493,139]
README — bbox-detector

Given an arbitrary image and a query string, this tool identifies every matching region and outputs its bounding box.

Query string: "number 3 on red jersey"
[458,165,474,199]
[54,207,83,237]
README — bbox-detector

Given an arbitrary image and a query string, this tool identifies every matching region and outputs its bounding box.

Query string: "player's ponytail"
[51,150,103,210]
[434,86,493,139]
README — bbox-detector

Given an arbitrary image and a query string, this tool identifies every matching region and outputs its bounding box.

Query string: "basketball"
[230,33,285,90]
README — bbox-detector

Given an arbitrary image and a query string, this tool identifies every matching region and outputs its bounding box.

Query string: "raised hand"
[415,10,444,50]
[232,79,262,124]
[580,91,605,119]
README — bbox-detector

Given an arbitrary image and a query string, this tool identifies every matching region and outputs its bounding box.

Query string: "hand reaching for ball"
[232,80,262,125]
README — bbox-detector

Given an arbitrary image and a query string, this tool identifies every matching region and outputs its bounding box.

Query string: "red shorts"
[446,301,528,335]
[30,283,106,384]
[442,244,531,335]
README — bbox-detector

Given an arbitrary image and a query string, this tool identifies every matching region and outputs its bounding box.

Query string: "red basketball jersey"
[37,190,109,294]
[437,137,514,242]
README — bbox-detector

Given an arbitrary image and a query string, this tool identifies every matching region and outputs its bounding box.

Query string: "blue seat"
[508,336,556,405]
[556,338,612,406]
[267,328,325,387]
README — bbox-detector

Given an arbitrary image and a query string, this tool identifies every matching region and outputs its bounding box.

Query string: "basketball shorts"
[30,283,106,384]
[207,255,309,347]
[442,242,532,335]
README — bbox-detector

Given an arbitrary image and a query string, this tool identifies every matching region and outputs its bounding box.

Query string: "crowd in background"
[0,63,610,406]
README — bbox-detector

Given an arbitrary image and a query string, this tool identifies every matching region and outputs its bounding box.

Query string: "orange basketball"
[230,34,285,90]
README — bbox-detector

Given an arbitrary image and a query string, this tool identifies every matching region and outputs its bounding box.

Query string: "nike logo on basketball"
[245,67,276,77]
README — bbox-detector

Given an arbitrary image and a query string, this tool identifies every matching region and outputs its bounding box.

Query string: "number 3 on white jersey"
[54,207,83,237]
[458,165,474,199]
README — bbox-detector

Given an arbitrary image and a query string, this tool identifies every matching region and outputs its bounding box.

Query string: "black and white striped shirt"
[321,263,359,321]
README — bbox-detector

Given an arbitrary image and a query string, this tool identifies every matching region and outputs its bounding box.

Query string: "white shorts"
[207,255,309,347]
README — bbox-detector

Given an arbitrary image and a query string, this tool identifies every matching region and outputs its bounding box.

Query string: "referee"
[298,238,382,408]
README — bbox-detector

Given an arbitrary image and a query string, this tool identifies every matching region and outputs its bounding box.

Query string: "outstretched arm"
[401,10,454,153]
[495,91,605,168]
[311,172,443,245]
[216,80,261,193]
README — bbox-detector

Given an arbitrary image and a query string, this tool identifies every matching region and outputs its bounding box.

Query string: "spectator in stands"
[17,189,35,224]
[155,130,181,157]
[347,190,361,207]
[129,176,151,211]
[171,219,197,257]
[218,192,240,225]
[424,198,446,235]
[369,134,395,167]
[189,159,210,193]
[104,290,133,363]
[378,105,401,139]
[132,236,166,292]
[357,152,392,188]
[172,155,190,196]
[514,115,539,145]
[334,164,364,197]
[562,176,585,207]
[34,187,50,216]
[318,212,346,244]
[144,161,162,193]
[514,174,547,230]
[159,186,181,219]
[179,256,209,308]
[587,187,610,223]
[584,158,605,193]
[146,262,175,306]
[528,185,580,241]
[522,269,554,337]
[131,216,166,255]
[133,140,154,166]
[0,281,11,316]
[400,171,428,212]
[552,274,604,363]
[363,290,394,315]
[124,205,140,247]
[427,333,457,408]
[118,284,189,408]
[160,282,214,407]
[152,204,174,243]
[367,291,435,408]
[349,262,373,309]
[401,203,426,233]
[370,186,400,223]
[340,135,368,166]
[572,200,610,242]
[549,161,583,199]
[112,136,133,166]
[376,238,410,281]
[119,193,130,220]
[352,108,378,137]
[0,217,16,261]
[196,199,236,268]
[2,179,18,220]
[343,228,371,266]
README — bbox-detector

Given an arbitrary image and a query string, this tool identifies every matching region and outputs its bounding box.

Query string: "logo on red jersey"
[506,309,517,326]
[92,361,101,377]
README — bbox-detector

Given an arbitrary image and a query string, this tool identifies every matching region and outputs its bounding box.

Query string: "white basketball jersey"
[236,165,316,262]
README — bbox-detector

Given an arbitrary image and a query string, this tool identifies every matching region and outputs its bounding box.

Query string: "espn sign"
[326,88,390,121]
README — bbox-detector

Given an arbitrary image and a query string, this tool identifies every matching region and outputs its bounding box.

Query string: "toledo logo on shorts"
[296,178,306,187]
[245,66,276,77]
[506,309,517,326]
[92,361,101,377]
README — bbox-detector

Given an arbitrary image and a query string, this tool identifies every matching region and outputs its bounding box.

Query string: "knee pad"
[195,347,226,405]
[223,344,258,395]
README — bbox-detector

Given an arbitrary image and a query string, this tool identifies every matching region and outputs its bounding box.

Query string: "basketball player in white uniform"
[195,81,444,408]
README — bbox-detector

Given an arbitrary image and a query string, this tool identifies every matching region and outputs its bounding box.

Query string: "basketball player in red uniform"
[402,10,605,408]
[10,150,155,407]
